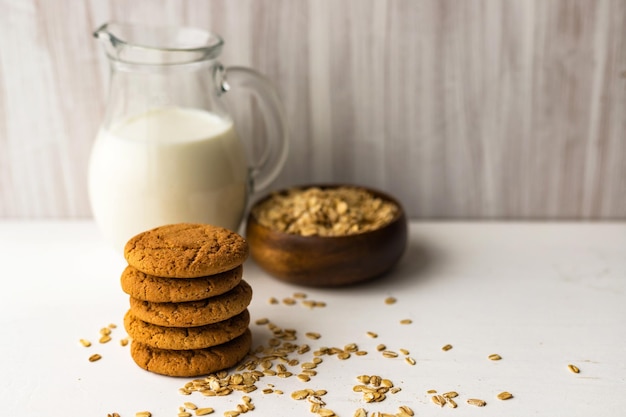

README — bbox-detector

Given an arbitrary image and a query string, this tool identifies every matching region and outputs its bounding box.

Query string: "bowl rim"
[246,183,406,241]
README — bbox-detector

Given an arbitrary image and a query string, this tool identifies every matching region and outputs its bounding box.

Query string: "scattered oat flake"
[136,412,152,417]
[305,332,321,340]
[344,343,358,352]
[431,395,446,407]
[120,338,129,347]
[398,405,414,416]
[405,357,416,365]
[292,389,311,400]
[426,389,437,394]
[441,344,453,351]
[88,353,102,362]
[400,319,412,324]
[442,391,458,398]
[467,398,487,407]
[268,297,279,304]
[338,352,351,360]
[357,375,370,384]
[354,408,367,417]
[568,364,580,374]
[384,297,397,305]
[195,408,214,416]
[183,402,198,410]
[79,339,91,347]
[488,353,502,360]
[497,391,513,400]
[99,335,112,344]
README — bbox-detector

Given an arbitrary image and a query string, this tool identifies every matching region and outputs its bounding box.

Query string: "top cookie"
[124,223,248,278]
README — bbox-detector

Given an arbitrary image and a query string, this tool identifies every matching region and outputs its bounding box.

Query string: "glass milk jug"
[88,22,288,252]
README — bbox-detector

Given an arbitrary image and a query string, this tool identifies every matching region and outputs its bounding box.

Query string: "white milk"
[88,107,248,252]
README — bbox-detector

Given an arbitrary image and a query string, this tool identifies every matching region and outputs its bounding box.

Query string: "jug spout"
[93,23,119,61]
[93,22,224,65]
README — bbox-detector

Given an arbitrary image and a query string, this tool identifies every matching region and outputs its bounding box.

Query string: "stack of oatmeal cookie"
[120,223,252,377]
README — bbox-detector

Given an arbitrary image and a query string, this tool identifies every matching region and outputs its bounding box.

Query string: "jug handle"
[219,66,288,193]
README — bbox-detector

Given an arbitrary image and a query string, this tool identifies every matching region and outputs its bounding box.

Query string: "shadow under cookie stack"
[120,223,253,377]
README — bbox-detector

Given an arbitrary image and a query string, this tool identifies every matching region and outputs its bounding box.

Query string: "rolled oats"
[467,398,487,407]
[497,391,513,400]
[252,186,398,237]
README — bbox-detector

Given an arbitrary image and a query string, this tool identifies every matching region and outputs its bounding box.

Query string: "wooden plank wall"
[1,0,624,219]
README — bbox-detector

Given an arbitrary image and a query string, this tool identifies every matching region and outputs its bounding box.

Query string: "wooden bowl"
[245,185,408,286]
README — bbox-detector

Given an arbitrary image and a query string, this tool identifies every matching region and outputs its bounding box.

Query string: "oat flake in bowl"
[251,186,399,237]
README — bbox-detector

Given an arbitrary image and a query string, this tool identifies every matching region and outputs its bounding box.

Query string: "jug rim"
[94,22,224,65]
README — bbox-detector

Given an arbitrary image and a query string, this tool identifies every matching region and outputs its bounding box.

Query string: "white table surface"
[1,221,625,417]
